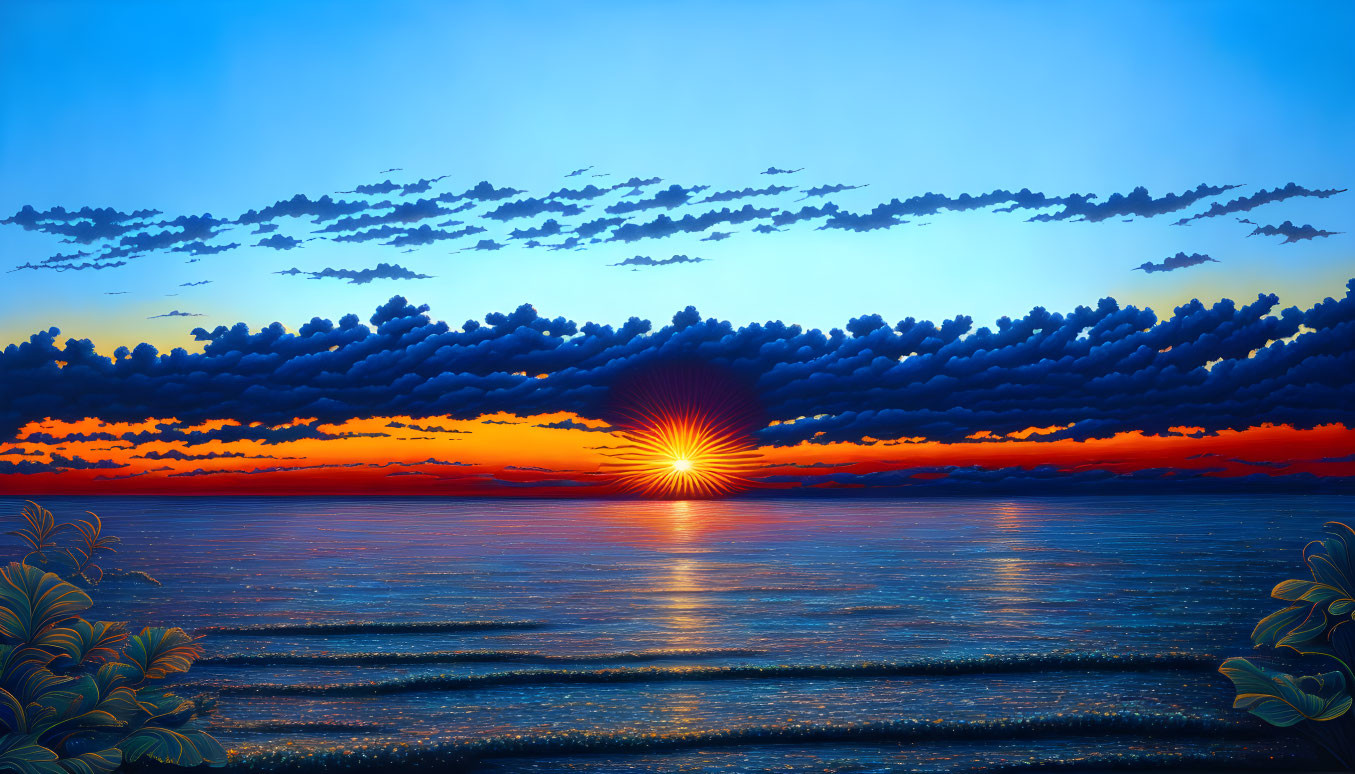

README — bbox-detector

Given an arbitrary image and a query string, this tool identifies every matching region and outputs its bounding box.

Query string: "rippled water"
[5,495,1348,772]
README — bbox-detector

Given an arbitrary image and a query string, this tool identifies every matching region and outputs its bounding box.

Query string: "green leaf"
[1330,598,1355,617]
[117,727,225,767]
[0,735,63,774]
[119,628,201,684]
[1251,604,1307,647]
[1219,657,1353,727]
[1271,578,1319,601]
[42,621,128,668]
[55,750,121,774]
[0,564,93,645]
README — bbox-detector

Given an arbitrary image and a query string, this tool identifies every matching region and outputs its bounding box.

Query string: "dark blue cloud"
[1027,184,1238,223]
[1,205,160,243]
[1133,252,1218,274]
[609,254,707,268]
[170,241,240,256]
[608,205,777,243]
[398,175,449,196]
[695,185,794,204]
[701,231,733,241]
[314,198,458,233]
[180,280,213,287]
[798,183,866,200]
[605,184,709,215]
[147,310,204,319]
[459,239,505,251]
[10,260,127,273]
[761,167,803,175]
[256,234,303,250]
[434,181,524,203]
[509,219,565,240]
[1173,183,1348,225]
[1248,221,1341,243]
[341,179,401,196]
[384,224,485,247]
[544,185,611,201]
[483,198,585,221]
[237,194,368,225]
[0,453,126,475]
[276,262,432,285]
[2,279,1353,448]
[565,166,593,178]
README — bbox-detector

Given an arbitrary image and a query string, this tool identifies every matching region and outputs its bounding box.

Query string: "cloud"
[701,231,733,242]
[383,224,485,247]
[134,449,295,461]
[170,241,239,256]
[544,185,611,201]
[385,421,469,434]
[237,194,369,225]
[1248,221,1342,243]
[509,219,565,240]
[534,418,612,432]
[696,185,794,204]
[761,167,803,175]
[798,183,866,200]
[608,204,776,243]
[434,181,524,203]
[11,260,127,272]
[609,254,706,267]
[180,280,213,287]
[605,184,710,215]
[341,179,400,196]
[147,310,204,319]
[459,239,505,252]
[0,453,126,475]
[1027,183,1238,223]
[1172,183,1348,225]
[256,234,303,250]
[1,205,160,243]
[275,262,432,284]
[483,198,585,221]
[314,197,458,234]
[398,176,449,196]
[1133,252,1218,274]
[8,277,1352,448]
[565,166,593,178]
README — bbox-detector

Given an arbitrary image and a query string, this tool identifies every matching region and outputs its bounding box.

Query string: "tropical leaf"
[0,564,93,645]
[63,515,118,586]
[34,675,139,743]
[119,628,202,684]
[0,687,26,733]
[1219,657,1353,727]
[0,735,62,774]
[1252,604,1308,647]
[6,502,68,560]
[117,727,225,767]
[42,621,128,668]
[131,690,196,728]
[54,750,120,774]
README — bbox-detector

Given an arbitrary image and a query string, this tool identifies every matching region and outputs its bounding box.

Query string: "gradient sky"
[2,1,1352,352]
[2,2,1352,496]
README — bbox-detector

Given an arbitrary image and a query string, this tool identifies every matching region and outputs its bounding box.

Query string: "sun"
[605,362,762,498]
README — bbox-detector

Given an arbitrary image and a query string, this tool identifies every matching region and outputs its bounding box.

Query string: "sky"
[1,1,1352,495]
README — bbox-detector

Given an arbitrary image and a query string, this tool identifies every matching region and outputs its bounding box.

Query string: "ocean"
[5,495,1349,772]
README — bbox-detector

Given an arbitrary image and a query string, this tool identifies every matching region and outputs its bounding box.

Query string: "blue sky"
[2,0,1352,352]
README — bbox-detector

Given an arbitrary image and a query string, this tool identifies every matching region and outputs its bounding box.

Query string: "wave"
[211,721,394,734]
[968,749,1319,773]
[220,713,1265,772]
[198,647,766,666]
[185,651,1218,696]
[199,620,546,636]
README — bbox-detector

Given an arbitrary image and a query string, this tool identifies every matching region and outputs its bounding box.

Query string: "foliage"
[0,501,224,772]
[1220,520,1355,768]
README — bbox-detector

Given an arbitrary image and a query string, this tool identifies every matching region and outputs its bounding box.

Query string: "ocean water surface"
[4,495,1349,772]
